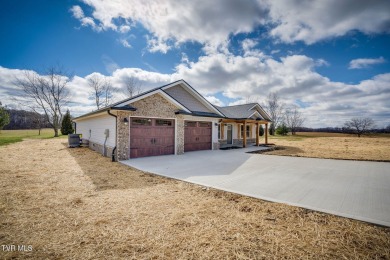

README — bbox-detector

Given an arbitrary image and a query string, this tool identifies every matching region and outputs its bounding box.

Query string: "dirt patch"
[267,134,390,162]
[1,139,389,259]
[66,145,167,190]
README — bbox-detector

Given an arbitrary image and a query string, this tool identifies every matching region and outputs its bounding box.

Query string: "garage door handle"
[151,138,154,144]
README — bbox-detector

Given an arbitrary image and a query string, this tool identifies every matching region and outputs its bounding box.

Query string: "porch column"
[243,121,247,148]
[256,122,259,146]
[221,123,224,139]
[265,123,268,144]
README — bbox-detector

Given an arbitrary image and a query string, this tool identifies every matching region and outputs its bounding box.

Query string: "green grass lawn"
[0,128,65,146]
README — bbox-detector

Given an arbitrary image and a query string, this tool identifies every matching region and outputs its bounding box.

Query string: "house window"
[185,121,197,127]
[246,125,251,138]
[240,124,251,138]
[155,119,172,126]
[199,122,210,127]
[132,118,152,126]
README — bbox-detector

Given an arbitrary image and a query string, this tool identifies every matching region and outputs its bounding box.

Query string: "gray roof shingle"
[216,103,262,119]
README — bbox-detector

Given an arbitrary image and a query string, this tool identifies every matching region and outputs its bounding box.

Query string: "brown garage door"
[184,121,212,152]
[130,118,175,158]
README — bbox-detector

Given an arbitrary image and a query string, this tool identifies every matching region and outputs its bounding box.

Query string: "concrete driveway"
[121,147,390,227]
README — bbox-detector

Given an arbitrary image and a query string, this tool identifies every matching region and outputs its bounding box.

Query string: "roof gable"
[217,103,271,121]
[162,80,224,116]
[162,84,211,113]
[117,88,191,113]
[113,79,224,117]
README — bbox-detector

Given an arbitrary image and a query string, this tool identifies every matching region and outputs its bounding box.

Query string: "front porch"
[219,119,269,148]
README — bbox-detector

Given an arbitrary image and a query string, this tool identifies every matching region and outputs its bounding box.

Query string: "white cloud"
[70,5,84,19]
[72,0,268,52]
[146,36,171,53]
[70,5,102,32]
[119,39,132,48]
[349,57,386,69]
[241,39,266,59]
[205,96,224,106]
[101,55,120,74]
[110,67,171,86]
[71,0,390,51]
[119,25,131,33]
[267,0,390,44]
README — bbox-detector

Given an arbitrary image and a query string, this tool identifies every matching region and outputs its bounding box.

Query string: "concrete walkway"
[121,147,390,227]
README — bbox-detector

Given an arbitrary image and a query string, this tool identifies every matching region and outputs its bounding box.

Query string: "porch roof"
[215,103,271,121]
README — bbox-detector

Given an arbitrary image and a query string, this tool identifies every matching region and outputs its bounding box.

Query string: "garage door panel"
[130,137,153,148]
[184,121,212,152]
[198,136,211,143]
[130,118,175,158]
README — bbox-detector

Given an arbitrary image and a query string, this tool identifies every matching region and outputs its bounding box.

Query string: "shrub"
[276,123,289,135]
[61,110,74,135]
[0,103,10,132]
[259,125,264,136]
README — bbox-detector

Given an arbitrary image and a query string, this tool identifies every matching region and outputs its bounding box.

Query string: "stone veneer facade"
[116,93,185,160]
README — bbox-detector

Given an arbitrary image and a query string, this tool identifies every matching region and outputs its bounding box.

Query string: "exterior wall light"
[124,118,129,125]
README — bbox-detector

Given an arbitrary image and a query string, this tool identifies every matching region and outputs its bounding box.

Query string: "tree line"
[263,93,387,137]
[2,107,51,130]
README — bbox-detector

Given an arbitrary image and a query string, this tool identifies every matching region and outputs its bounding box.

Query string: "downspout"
[107,110,117,162]
[103,132,108,157]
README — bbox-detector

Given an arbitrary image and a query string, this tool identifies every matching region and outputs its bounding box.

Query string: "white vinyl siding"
[75,113,116,148]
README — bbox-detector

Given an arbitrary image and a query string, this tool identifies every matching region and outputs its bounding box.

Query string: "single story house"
[73,80,271,161]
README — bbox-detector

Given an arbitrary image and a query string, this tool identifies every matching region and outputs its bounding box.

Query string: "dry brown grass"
[265,132,390,161]
[1,138,389,259]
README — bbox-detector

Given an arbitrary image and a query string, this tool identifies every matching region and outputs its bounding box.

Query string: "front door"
[227,124,233,144]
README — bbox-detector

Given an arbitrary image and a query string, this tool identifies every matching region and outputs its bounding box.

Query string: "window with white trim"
[240,124,251,138]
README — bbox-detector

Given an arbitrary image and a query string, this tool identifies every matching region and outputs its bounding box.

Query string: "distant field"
[296,132,390,138]
[296,132,355,137]
[267,132,390,161]
[0,128,63,146]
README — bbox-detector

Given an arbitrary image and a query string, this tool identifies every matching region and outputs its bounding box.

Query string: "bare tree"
[264,92,285,135]
[14,67,71,137]
[31,112,46,135]
[344,117,374,137]
[285,105,305,135]
[88,75,113,109]
[123,77,142,98]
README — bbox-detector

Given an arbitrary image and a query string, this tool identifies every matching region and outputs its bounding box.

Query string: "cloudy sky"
[0,0,389,128]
